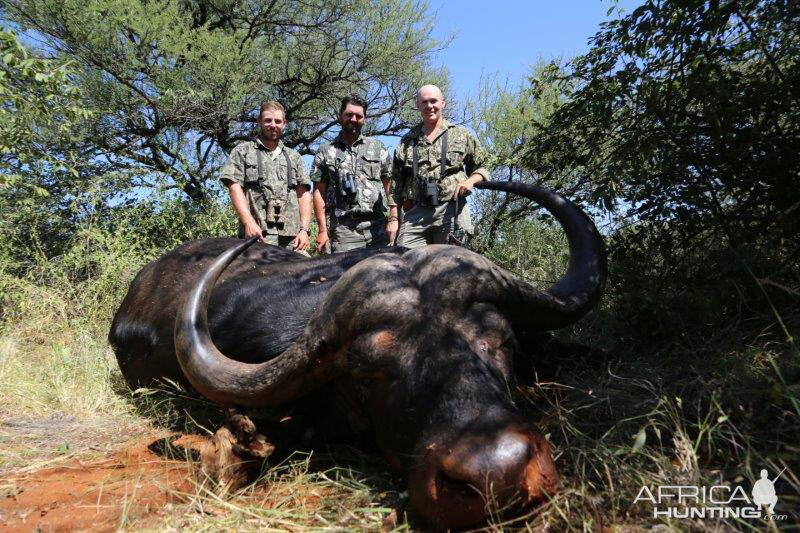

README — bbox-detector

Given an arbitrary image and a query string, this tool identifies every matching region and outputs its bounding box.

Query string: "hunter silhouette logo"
[752,468,783,514]
[634,467,787,520]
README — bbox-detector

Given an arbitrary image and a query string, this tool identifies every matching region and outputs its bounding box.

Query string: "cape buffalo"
[109,181,606,528]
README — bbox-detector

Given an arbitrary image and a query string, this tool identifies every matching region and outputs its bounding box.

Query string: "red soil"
[0,435,208,532]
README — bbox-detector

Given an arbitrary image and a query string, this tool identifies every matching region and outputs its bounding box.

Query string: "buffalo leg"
[200,407,275,492]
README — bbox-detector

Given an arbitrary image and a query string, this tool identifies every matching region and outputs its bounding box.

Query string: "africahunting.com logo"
[634,468,788,521]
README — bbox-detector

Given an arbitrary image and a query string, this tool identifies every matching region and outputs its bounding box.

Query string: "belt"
[337,212,386,222]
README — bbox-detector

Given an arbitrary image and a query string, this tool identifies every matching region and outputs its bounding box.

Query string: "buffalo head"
[171,182,606,528]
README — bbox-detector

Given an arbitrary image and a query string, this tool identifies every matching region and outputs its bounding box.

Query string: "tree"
[467,63,575,249]
[4,0,448,201]
[525,0,800,287]
[0,27,99,269]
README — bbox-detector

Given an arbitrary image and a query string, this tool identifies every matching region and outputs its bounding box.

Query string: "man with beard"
[220,100,312,252]
[311,95,396,253]
[392,84,489,248]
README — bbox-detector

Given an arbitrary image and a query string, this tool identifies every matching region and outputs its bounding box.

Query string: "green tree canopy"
[525,0,800,284]
[467,64,576,249]
[0,27,101,269]
[4,0,447,201]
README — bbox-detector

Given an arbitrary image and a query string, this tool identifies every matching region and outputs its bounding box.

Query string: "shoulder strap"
[440,128,448,180]
[256,147,265,182]
[412,139,419,182]
[282,149,293,184]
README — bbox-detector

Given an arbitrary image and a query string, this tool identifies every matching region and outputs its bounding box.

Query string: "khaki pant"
[397,201,473,249]
[331,215,390,252]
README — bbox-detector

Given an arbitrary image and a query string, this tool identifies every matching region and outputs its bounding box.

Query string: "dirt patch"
[0,415,153,476]
[0,435,207,532]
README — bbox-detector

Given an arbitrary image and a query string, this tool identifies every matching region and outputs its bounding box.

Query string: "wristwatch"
[300,227,310,233]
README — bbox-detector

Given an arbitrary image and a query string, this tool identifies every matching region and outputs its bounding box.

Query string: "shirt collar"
[414,118,452,142]
[255,137,284,153]
[334,132,366,148]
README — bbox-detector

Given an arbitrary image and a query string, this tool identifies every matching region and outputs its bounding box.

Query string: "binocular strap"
[412,128,448,196]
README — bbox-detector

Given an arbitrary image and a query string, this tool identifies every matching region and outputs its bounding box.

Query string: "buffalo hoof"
[199,409,275,493]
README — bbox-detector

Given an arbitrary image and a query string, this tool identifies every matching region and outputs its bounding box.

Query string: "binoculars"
[265,198,285,226]
[337,172,358,196]
[418,181,438,206]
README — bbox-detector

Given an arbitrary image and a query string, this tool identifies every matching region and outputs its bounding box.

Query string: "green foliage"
[468,63,578,250]
[4,0,448,201]
[0,27,101,278]
[516,0,799,341]
[0,26,92,186]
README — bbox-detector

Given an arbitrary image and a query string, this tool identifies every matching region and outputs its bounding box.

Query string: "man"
[220,100,312,252]
[311,95,397,253]
[392,84,490,248]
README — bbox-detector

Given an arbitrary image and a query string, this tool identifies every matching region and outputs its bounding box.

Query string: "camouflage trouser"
[397,201,473,249]
[331,215,390,252]
[262,233,295,249]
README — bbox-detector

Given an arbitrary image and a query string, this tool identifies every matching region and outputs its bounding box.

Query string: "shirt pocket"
[359,152,382,180]
[243,152,261,183]
[445,140,467,171]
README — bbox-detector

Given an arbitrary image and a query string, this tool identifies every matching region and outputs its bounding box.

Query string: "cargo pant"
[331,215,390,252]
[397,200,473,249]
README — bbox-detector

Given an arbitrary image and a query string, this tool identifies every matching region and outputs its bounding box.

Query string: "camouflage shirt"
[220,139,310,236]
[392,120,489,207]
[310,134,394,219]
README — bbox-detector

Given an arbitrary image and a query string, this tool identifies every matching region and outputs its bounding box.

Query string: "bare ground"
[0,415,200,532]
[0,414,400,532]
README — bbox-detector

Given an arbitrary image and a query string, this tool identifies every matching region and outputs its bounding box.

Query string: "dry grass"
[0,216,798,531]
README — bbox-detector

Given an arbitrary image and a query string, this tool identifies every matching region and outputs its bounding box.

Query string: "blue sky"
[426,0,643,105]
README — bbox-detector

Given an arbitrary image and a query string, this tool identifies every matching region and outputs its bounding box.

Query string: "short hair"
[339,94,368,115]
[259,100,285,118]
[416,85,445,103]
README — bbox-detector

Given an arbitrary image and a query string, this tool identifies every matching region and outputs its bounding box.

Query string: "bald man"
[391,85,489,248]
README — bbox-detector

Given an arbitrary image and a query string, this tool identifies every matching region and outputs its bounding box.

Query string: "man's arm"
[454,130,490,198]
[228,182,264,240]
[221,144,264,240]
[378,142,399,244]
[292,184,311,251]
[309,150,331,254]
[312,182,329,254]
[391,147,407,212]
[289,155,312,251]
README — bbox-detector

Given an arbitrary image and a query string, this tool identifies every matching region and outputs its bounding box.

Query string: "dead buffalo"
[109,181,606,528]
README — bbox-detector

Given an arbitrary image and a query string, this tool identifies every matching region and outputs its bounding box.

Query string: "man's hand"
[316,230,330,254]
[293,229,310,251]
[386,218,399,245]
[454,180,475,198]
[244,221,265,241]
[454,175,484,198]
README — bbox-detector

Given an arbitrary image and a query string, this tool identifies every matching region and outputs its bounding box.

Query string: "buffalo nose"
[411,427,557,528]
[440,428,556,501]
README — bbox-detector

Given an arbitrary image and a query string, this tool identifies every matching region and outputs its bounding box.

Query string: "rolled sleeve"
[220,145,246,187]
[391,148,408,207]
[292,154,310,189]
[309,151,331,185]
[465,134,490,181]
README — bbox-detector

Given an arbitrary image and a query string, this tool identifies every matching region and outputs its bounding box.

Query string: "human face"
[339,103,366,138]
[258,108,286,143]
[416,87,445,126]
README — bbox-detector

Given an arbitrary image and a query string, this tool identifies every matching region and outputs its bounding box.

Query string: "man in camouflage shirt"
[311,95,397,253]
[220,100,312,252]
[392,85,490,248]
